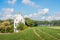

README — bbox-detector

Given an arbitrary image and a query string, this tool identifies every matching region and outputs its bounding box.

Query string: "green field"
[0,26,60,40]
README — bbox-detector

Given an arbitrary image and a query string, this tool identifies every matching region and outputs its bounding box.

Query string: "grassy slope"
[0,26,60,40]
[0,28,40,40]
[35,27,60,40]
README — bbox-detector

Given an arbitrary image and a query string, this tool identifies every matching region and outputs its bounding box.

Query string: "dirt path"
[33,29,44,40]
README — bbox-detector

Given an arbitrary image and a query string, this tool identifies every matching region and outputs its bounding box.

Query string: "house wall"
[14,13,25,32]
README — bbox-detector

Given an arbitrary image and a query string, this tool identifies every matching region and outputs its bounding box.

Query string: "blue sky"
[0,0,60,20]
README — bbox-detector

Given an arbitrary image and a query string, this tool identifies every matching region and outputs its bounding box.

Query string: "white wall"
[14,13,25,32]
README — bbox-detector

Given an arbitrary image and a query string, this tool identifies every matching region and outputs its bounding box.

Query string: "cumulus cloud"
[22,0,39,8]
[8,0,16,5]
[24,8,49,18]
[2,8,14,14]
[38,8,49,14]
[24,8,60,21]
[40,12,60,21]
[52,13,60,20]
[0,8,14,20]
[41,16,46,19]
[1,14,13,20]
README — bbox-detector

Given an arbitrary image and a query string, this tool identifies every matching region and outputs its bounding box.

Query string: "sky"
[0,0,60,21]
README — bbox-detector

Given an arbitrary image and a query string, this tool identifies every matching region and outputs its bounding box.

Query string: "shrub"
[0,26,11,33]
[17,22,28,30]
[23,25,28,29]
[25,18,35,27]
[0,21,14,33]
[9,24,14,33]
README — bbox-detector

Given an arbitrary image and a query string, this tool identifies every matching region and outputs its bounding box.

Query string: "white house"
[14,13,25,32]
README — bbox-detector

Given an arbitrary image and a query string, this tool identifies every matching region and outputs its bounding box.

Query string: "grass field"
[0,26,60,40]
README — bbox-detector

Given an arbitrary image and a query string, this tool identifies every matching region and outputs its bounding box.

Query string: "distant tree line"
[25,18,60,26]
[0,18,60,27]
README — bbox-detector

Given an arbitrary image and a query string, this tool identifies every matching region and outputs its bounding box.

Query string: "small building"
[14,13,25,32]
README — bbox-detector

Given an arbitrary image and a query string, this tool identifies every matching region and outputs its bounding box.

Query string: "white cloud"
[1,14,13,20]
[2,8,14,14]
[8,0,16,5]
[24,8,49,18]
[22,0,39,8]
[41,12,60,21]
[24,15,29,18]
[1,8,49,20]
[0,8,14,20]
[41,16,46,19]
[43,8,49,13]
[52,13,60,20]
[46,16,52,21]
[38,8,49,14]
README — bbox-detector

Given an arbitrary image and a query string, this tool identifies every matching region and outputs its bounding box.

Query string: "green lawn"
[0,26,60,40]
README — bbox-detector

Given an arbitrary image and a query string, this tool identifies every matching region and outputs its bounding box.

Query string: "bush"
[0,24,14,33]
[23,25,28,29]
[0,26,11,33]
[9,24,14,33]
[25,18,35,27]
[0,27,5,33]
[0,21,11,33]
[17,23,28,30]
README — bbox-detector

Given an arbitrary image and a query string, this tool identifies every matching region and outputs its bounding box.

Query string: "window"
[16,19,17,21]
[15,23,17,26]
[21,19,22,21]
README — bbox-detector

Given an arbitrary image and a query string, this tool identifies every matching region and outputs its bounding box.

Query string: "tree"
[6,19,14,25]
[25,18,35,27]
[0,21,10,33]
[17,22,25,30]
